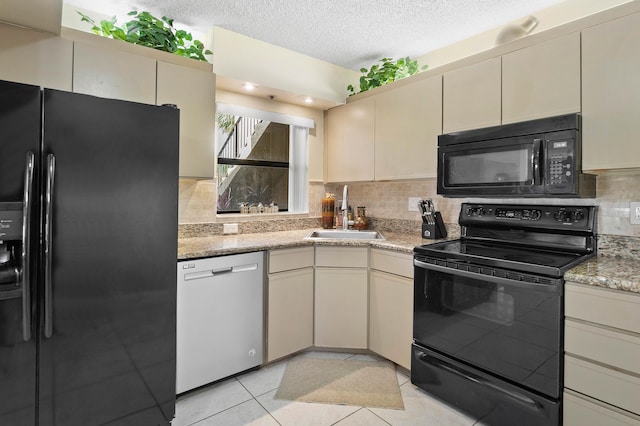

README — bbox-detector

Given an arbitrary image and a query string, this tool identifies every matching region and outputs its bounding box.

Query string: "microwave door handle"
[532,138,543,185]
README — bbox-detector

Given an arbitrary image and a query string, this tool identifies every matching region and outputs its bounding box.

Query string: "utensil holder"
[422,212,447,239]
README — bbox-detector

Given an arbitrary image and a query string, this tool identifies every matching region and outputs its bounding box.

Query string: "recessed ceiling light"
[303,97,314,104]
[242,82,258,91]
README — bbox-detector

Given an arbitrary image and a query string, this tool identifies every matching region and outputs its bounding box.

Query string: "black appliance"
[437,114,595,198]
[0,79,179,425]
[412,202,597,426]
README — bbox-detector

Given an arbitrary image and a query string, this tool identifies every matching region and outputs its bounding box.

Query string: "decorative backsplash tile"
[179,169,640,246]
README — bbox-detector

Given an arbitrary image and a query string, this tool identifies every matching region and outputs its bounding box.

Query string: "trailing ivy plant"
[78,10,212,62]
[347,57,427,96]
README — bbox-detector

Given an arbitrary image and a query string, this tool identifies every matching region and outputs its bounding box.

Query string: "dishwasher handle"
[183,263,258,281]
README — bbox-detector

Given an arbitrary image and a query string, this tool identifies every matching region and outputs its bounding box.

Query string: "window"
[215,104,311,214]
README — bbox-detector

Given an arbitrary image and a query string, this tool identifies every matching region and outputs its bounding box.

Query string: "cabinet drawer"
[565,355,640,415]
[565,318,640,375]
[315,246,368,268]
[564,390,640,426]
[370,249,413,278]
[269,247,314,273]
[566,283,640,334]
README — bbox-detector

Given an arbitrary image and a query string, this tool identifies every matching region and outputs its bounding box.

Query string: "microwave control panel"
[546,138,574,188]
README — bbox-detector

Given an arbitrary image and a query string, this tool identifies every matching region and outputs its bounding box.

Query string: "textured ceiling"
[65,0,564,70]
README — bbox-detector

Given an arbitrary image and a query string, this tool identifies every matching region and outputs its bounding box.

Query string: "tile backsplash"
[179,169,640,239]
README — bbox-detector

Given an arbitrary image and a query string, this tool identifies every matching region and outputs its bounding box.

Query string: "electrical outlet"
[408,197,421,212]
[223,223,238,234]
[630,202,640,225]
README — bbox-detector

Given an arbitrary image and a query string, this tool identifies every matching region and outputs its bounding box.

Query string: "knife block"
[422,212,447,239]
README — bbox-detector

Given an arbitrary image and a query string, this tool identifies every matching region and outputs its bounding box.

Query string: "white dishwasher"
[176,251,264,393]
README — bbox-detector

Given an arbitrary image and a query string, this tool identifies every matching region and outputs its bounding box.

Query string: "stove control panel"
[460,203,596,232]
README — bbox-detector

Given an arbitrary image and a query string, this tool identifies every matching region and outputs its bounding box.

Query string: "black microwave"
[437,114,595,198]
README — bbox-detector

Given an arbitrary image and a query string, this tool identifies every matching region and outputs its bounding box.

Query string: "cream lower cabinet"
[314,246,368,348]
[369,249,413,370]
[582,11,640,170]
[564,282,640,425]
[266,247,315,362]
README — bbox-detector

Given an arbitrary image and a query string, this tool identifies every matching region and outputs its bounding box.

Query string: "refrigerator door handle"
[44,154,55,339]
[21,152,35,341]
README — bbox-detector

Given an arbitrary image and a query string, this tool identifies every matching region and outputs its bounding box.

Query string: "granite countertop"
[565,256,640,294]
[178,228,640,294]
[178,229,432,260]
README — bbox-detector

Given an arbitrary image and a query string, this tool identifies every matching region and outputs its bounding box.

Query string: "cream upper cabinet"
[73,41,157,105]
[326,97,375,182]
[157,61,216,178]
[582,12,640,171]
[443,57,501,133]
[502,32,580,124]
[0,23,72,91]
[375,76,442,179]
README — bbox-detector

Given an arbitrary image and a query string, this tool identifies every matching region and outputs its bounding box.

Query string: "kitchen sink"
[305,230,385,240]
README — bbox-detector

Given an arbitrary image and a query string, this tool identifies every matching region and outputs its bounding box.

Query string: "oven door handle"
[414,259,560,293]
[417,351,541,409]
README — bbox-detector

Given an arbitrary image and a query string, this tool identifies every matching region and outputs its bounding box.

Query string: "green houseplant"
[78,10,212,62]
[347,57,427,95]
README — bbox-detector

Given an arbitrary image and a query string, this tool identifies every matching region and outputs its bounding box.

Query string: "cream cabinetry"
[0,23,72,91]
[266,247,314,362]
[582,12,640,170]
[72,41,157,105]
[369,249,413,370]
[374,75,442,179]
[314,247,368,348]
[502,32,580,124]
[157,61,216,178]
[564,282,640,425]
[326,98,375,182]
[443,57,501,133]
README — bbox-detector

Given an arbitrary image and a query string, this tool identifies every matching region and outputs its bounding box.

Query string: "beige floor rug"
[274,357,404,410]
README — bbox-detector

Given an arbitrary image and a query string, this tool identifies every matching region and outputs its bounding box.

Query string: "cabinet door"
[369,270,413,369]
[267,268,314,362]
[0,23,72,90]
[72,41,156,104]
[564,391,640,426]
[582,12,640,170]
[314,268,368,348]
[157,61,216,178]
[502,32,580,124]
[375,76,442,179]
[326,97,375,182]
[443,57,501,133]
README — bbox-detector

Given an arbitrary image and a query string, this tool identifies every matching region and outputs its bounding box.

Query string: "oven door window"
[442,139,535,188]
[413,265,562,398]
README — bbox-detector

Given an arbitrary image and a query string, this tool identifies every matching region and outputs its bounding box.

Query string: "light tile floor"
[172,351,484,426]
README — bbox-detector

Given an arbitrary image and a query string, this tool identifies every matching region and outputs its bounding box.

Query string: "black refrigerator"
[0,79,179,425]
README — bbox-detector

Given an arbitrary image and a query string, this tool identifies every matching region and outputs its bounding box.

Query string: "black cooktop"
[414,239,592,277]
[414,202,598,277]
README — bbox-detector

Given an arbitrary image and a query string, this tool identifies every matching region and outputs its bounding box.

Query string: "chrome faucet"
[341,185,353,230]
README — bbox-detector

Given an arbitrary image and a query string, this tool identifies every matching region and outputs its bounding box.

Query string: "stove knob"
[554,210,567,222]
[531,210,542,220]
[573,211,585,221]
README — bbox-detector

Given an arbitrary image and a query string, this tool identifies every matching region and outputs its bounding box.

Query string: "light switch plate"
[223,223,239,234]
[630,202,640,225]
[408,197,421,212]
